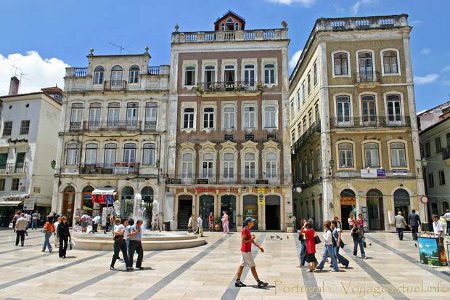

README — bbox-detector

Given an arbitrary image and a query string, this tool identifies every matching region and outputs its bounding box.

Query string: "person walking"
[298,219,308,267]
[32,211,39,229]
[317,221,339,272]
[301,222,317,272]
[394,211,407,240]
[110,218,131,271]
[54,217,61,248]
[334,216,342,229]
[222,211,230,234]
[128,219,144,270]
[15,213,28,246]
[331,220,349,268]
[11,212,20,232]
[197,215,204,237]
[24,212,32,230]
[351,223,366,259]
[188,214,194,233]
[348,213,356,229]
[442,209,450,235]
[234,217,268,288]
[42,217,55,252]
[208,212,214,232]
[58,216,71,258]
[408,209,421,240]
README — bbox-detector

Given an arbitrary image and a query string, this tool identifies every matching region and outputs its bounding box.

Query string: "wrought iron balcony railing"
[82,121,141,132]
[0,163,28,174]
[330,116,411,129]
[79,163,140,175]
[198,81,259,93]
[355,71,380,83]
[103,80,127,91]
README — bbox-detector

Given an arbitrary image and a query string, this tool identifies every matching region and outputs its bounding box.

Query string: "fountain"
[71,193,206,251]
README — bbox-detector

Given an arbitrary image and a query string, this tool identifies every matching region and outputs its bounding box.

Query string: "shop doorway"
[82,186,94,215]
[221,195,236,231]
[62,186,75,226]
[178,195,192,230]
[121,186,134,217]
[340,189,356,230]
[243,195,258,230]
[200,195,214,229]
[367,189,384,230]
[141,187,154,203]
[265,195,281,230]
[394,189,410,222]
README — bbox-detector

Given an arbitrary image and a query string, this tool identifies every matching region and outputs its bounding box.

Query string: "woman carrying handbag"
[301,221,317,272]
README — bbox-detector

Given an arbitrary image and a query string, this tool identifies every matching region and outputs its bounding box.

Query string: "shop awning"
[0,200,22,206]
[92,187,116,204]
[92,188,117,195]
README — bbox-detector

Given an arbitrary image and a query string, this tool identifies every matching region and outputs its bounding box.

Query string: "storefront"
[340,189,356,230]
[393,188,410,219]
[243,194,258,230]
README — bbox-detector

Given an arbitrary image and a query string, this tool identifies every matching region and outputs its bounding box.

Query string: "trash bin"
[164,221,170,231]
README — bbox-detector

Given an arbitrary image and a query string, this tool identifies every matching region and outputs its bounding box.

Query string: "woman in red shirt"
[301,221,317,272]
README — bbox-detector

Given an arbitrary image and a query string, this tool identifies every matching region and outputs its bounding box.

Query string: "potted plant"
[214,216,222,231]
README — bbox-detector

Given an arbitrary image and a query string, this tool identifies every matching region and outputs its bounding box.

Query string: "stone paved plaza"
[0,229,449,300]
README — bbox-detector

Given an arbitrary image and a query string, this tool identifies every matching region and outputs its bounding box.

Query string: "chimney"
[8,76,20,95]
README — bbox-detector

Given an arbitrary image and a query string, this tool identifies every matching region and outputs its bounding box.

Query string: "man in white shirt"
[432,214,444,236]
[197,215,204,237]
[442,209,450,235]
[15,213,28,246]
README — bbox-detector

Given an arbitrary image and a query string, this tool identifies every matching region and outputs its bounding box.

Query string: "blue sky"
[1,0,449,111]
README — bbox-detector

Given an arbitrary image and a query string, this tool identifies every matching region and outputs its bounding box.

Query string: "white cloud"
[351,0,378,15]
[421,48,431,55]
[0,51,68,95]
[268,0,316,7]
[414,73,439,85]
[441,65,450,73]
[289,50,303,70]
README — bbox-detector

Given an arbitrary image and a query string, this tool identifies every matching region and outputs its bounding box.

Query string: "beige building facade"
[290,15,425,230]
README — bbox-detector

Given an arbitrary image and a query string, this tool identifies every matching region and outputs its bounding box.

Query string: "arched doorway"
[221,195,236,231]
[393,188,410,219]
[141,187,154,227]
[121,186,134,217]
[340,189,356,230]
[442,201,449,214]
[200,195,214,229]
[178,194,192,230]
[82,186,94,215]
[62,186,75,226]
[243,195,258,230]
[431,202,438,215]
[367,189,384,230]
[265,195,280,230]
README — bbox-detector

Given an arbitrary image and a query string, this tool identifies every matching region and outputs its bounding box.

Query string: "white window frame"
[181,103,196,132]
[264,151,278,179]
[359,92,378,125]
[93,66,105,85]
[66,143,80,165]
[356,49,376,81]
[362,140,381,169]
[221,60,237,82]
[104,143,117,167]
[384,92,404,125]
[334,94,353,126]
[222,104,236,130]
[242,103,257,130]
[201,60,218,85]
[181,152,194,182]
[142,143,156,166]
[182,61,198,88]
[243,152,256,180]
[262,59,278,87]
[128,65,140,84]
[380,48,401,76]
[331,51,351,78]
[84,143,98,165]
[201,152,215,179]
[263,104,277,129]
[202,107,215,129]
[388,140,408,169]
[223,152,236,180]
[336,141,355,170]
[241,59,257,87]
[123,143,137,164]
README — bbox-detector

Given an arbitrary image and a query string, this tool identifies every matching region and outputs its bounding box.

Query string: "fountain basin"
[72,231,206,251]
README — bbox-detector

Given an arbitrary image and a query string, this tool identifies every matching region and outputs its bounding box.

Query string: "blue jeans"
[335,245,349,267]
[32,219,38,229]
[353,238,366,257]
[43,232,52,251]
[317,244,339,271]
[299,241,307,266]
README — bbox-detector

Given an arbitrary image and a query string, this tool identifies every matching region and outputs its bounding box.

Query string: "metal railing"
[330,116,411,129]
[79,163,140,175]
[73,67,88,77]
[355,71,380,83]
[198,81,259,93]
[103,80,127,91]
[172,28,288,44]
[292,122,321,151]
[0,163,28,174]
[144,121,157,131]
[82,121,142,131]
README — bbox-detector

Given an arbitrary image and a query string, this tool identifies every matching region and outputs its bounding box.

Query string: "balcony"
[314,15,408,32]
[172,28,288,44]
[355,71,380,84]
[292,122,321,152]
[143,121,157,131]
[330,116,411,129]
[79,163,140,175]
[103,80,127,91]
[148,66,160,75]
[198,81,260,93]
[83,121,142,132]
[0,163,28,174]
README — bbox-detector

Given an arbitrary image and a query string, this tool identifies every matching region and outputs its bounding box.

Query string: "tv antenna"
[109,42,132,54]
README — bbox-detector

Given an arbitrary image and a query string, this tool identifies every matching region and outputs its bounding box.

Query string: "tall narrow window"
[314,103,320,124]
[386,94,402,122]
[129,65,140,84]
[390,142,406,168]
[202,153,214,178]
[20,120,30,135]
[358,52,373,81]
[223,106,235,129]
[15,152,25,169]
[66,143,80,165]
[244,153,256,179]
[182,153,193,179]
[145,103,157,130]
[110,65,123,86]
[104,143,117,167]
[439,170,446,185]
[184,66,196,86]
[107,102,120,128]
[88,103,101,129]
[301,81,306,103]
[361,95,376,124]
[364,143,380,168]
[313,62,318,85]
[223,153,235,179]
[244,65,255,87]
[264,106,276,128]
[203,107,214,129]
[93,66,104,85]
[224,65,235,85]
[435,137,442,153]
[265,152,277,178]
[336,95,351,124]
[3,121,12,136]
[307,72,311,94]
[338,143,353,168]
[183,108,195,129]
[142,143,156,165]
[264,64,275,84]
[383,50,399,74]
[126,103,138,129]
[204,65,215,87]
[244,106,256,129]
[70,103,83,130]
[333,52,349,76]
[85,143,97,165]
[123,143,136,164]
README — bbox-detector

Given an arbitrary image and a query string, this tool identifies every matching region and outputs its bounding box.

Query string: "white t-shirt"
[197,217,203,228]
[323,230,332,245]
[433,221,444,235]
[443,212,450,221]
[115,224,125,236]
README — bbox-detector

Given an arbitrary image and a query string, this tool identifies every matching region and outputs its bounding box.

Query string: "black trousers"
[15,230,25,246]
[111,239,130,268]
[396,228,404,240]
[128,240,144,268]
[411,225,418,240]
[59,236,68,257]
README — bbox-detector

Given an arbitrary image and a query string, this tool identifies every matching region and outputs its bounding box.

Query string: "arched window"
[88,102,101,128]
[110,65,123,86]
[338,143,353,168]
[223,153,235,179]
[223,106,235,129]
[141,187,154,203]
[386,94,402,122]
[145,103,157,130]
[264,64,275,84]
[358,51,373,81]
[203,107,214,129]
[244,64,255,87]
[265,152,277,178]
[202,153,214,178]
[123,143,136,164]
[364,143,380,168]
[66,143,80,165]
[336,95,351,124]
[361,95,376,123]
[142,143,156,165]
[93,66,104,85]
[107,102,120,128]
[70,103,84,131]
[382,50,399,74]
[333,52,349,76]
[104,143,117,167]
[129,65,140,84]
[224,65,235,84]
[234,23,239,30]
[204,65,216,85]
[390,142,407,168]
[442,201,449,213]
[244,153,256,179]
[182,153,193,179]
[184,66,196,86]
[85,143,97,165]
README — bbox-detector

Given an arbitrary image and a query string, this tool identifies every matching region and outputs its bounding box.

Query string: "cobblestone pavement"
[0,228,449,299]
